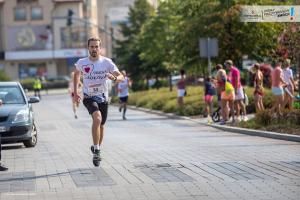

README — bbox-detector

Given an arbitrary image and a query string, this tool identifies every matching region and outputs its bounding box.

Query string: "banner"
[240,6,300,22]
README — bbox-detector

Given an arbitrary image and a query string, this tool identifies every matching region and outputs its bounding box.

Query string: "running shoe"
[93,149,101,167]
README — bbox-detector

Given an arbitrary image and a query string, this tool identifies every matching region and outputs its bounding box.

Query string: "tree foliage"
[115,0,298,86]
[115,0,154,90]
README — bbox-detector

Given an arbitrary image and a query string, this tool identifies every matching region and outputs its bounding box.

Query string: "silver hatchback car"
[0,82,39,147]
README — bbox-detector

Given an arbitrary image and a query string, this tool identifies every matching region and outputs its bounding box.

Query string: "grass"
[112,85,300,135]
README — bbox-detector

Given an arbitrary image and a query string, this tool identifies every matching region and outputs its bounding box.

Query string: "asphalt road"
[0,93,299,200]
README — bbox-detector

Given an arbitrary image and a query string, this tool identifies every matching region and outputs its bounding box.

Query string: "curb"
[124,105,300,143]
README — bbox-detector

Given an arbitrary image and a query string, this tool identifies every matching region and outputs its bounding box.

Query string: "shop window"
[31,6,43,20]
[19,63,47,79]
[14,7,27,21]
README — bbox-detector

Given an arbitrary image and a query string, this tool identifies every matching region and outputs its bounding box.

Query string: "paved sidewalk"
[0,93,299,200]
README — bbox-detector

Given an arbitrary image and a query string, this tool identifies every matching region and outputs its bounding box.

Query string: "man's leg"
[91,111,102,146]
[99,125,104,146]
[123,103,127,120]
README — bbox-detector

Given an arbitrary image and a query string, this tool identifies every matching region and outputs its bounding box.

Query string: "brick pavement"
[0,94,299,200]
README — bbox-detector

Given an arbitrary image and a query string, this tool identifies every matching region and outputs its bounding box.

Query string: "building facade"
[0,0,98,80]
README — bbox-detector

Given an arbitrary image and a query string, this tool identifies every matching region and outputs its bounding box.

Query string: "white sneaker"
[236,116,241,122]
[242,116,248,121]
[207,116,212,124]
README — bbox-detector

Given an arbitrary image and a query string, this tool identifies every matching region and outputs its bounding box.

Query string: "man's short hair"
[87,37,101,46]
[216,64,223,70]
[224,59,233,66]
[284,58,291,66]
[253,63,260,69]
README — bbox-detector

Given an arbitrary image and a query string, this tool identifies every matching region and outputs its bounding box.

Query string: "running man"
[118,70,131,120]
[73,37,124,167]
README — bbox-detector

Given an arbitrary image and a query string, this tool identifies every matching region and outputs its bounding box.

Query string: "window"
[14,7,27,21]
[31,6,43,20]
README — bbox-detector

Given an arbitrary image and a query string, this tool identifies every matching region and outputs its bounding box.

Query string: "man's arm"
[107,71,124,83]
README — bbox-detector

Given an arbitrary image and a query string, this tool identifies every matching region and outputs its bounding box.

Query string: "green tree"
[138,0,180,90]
[115,0,154,90]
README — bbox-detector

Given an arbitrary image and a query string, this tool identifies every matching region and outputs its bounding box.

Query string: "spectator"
[204,76,216,123]
[270,60,287,115]
[225,60,248,122]
[219,68,235,125]
[282,58,296,109]
[176,69,186,106]
[253,63,264,112]
[215,64,226,106]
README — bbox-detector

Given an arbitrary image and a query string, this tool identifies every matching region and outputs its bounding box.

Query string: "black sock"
[123,107,127,116]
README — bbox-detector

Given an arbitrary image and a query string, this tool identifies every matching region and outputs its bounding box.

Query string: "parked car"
[0,82,39,147]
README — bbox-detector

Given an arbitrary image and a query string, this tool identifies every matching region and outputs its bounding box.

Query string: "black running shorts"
[119,96,128,103]
[83,98,108,125]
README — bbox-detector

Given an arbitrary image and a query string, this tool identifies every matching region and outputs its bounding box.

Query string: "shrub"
[0,70,11,81]
[20,78,35,90]
[254,110,273,126]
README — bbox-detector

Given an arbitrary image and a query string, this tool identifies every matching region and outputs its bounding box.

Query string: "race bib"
[87,84,104,96]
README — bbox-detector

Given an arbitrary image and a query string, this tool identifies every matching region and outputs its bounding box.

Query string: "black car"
[0,82,39,147]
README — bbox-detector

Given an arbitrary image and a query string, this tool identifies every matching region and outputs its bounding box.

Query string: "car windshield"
[0,85,26,104]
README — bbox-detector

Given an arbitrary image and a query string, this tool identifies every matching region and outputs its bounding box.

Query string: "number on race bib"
[88,85,104,96]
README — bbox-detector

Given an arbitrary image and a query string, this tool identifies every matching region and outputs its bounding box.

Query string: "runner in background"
[118,70,131,120]
[68,71,82,119]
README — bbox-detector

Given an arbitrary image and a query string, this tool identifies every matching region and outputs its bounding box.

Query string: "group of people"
[207,60,248,124]
[203,58,296,124]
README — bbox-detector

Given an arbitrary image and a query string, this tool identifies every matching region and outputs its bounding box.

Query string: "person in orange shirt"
[270,60,287,115]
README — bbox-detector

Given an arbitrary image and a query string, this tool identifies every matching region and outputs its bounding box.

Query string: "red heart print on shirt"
[83,64,94,74]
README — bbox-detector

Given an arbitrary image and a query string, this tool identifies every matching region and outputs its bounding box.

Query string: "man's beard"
[90,51,98,57]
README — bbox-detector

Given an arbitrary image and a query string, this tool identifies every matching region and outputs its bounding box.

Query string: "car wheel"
[23,123,37,148]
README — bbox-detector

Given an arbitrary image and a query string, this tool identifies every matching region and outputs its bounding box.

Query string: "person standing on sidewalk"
[176,69,186,106]
[282,58,296,109]
[253,63,264,112]
[203,76,216,123]
[225,60,248,122]
[271,60,287,116]
[0,99,8,171]
[73,37,124,167]
[118,70,131,120]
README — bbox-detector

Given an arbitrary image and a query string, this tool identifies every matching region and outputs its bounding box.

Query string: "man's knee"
[92,112,102,125]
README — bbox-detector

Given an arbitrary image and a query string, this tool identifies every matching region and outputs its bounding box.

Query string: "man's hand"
[73,93,81,103]
[106,73,117,81]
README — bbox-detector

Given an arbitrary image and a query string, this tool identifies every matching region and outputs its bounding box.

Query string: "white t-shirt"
[75,56,119,102]
[118,77,129,97]
[282,67,293,85]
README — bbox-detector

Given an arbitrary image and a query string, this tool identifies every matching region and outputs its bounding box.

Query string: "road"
[0,93,299,200]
